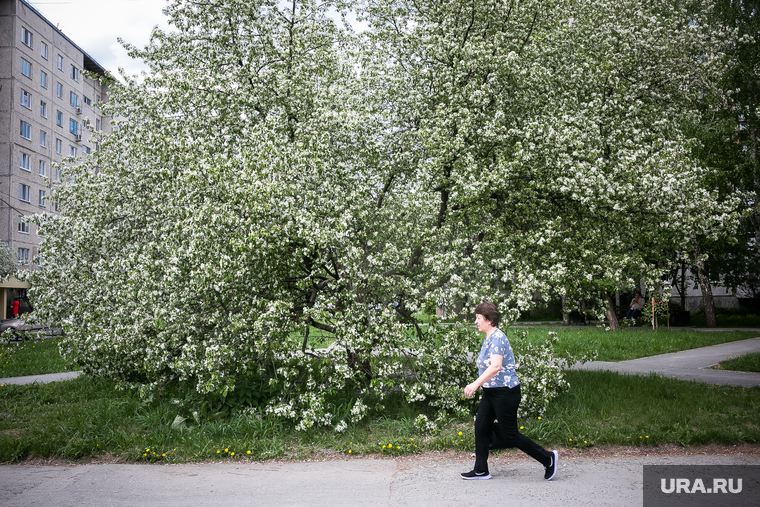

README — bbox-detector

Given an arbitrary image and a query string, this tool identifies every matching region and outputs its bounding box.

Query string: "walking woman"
[461,302,558,480]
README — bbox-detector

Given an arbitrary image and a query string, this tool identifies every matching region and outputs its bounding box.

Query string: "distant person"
[12,299,19,318]
[461,301,558,481]
[625,293,644,320]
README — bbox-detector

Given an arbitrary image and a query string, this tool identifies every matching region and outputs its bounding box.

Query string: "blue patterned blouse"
[476,328,520,388]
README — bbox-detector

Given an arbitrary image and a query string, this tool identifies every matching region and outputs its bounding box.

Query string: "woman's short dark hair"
[474,302,500,328]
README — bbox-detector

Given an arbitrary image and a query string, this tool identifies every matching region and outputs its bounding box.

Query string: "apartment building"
[0,0,110,317]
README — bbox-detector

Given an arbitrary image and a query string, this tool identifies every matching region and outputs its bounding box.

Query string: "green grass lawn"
[516,327,760,362]
[1,326,758,463]
[0,337,72,378]
[715,351,760,373]
[0,370,757,463]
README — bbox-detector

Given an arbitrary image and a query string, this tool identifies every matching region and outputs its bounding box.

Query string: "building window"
[39,160,47,176]
[40,70,47,89]
[69,146,78,157]
[22,27,33,48]
[18,248,30,265]
[40,130,47,147]
[21,58,32,78]
[56,110,63,127]
[20,89,31,109]
[56,82,63,99]
[83,95,92,106]
[38,190,46,207]
[18,216,30,234]
[56,169,61,182]
[83,145,91,155]
[57,55,63,71]
[41,41,48,60]
[70,92,78,108]
[20,121,32,140]
[20,151,31,171]
[56,138,62,154]
[19,184,30,202]
[95,118,101,131]
[40,100,48,118]
[70,65,79,82]
[69,119,79,135]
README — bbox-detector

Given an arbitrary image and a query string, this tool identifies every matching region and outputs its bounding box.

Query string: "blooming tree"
[26,0,736,429]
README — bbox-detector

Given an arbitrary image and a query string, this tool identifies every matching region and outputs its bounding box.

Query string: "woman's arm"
[464,354,503,398]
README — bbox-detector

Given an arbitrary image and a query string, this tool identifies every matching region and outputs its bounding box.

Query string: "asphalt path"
[570,336,760,387]
[1,453,759,506]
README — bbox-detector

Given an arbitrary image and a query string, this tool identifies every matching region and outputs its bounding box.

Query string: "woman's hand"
[464,383,479,398]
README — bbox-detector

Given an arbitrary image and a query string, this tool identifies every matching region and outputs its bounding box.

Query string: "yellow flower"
[410,438,413,441]
[162,454,166,457]
[458,431,462,436]
[645,436,649,438]
[538,417,542,420]
[247,451,251,454]
[230,452,234,456]
[520,426,524,430]
[348,450,352,454]
[569,438,572,441]
[396,446,400,450]
[584,441,587,444]
[225,448,228,452]
[217,450,221,454]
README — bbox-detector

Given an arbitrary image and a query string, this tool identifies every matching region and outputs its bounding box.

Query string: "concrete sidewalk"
[1,454,758,507]
[571,337,760,387]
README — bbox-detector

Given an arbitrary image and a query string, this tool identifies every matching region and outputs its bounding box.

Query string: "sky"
[27,0,171,77]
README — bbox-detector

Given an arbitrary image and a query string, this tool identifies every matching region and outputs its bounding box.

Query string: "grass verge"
[0,337,71,378]
[1,370,758,463]
[714,352,760,373]
[516,328,760,362]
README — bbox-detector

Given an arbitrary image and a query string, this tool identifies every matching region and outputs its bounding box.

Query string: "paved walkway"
[1,454,759,507]
[571,336,760,387]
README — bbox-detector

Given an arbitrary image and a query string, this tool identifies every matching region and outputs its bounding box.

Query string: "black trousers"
[473,385,552,474]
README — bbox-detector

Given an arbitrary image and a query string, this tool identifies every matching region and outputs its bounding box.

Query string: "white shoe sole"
[545,450,558,481]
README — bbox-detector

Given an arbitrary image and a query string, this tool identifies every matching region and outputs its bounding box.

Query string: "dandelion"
[217,450,221,454]
[458,431,462,436]
[225,448,228,452]
[247,451,251,455]
[538,417,542,420]
[520,426,524,430]
[645,436,649,439]
[230,452,234,456]
[348,450,352,454]
[162,453,166,457]
[569,438,572,441]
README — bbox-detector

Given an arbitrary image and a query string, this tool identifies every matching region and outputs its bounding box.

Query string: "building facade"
[0,0,110,318]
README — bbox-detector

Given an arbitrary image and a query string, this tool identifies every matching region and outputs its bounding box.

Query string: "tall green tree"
[687,0,759,326]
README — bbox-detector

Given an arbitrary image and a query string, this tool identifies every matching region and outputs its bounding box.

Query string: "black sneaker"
[461,469,492,480]
[544,450,558,480]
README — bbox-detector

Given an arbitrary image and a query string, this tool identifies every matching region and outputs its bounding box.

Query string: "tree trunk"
[694,246,717,328]
[561,295,570,326]
[604,291,619,330]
